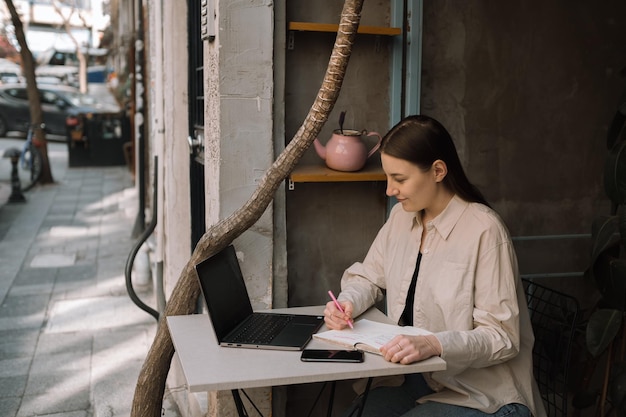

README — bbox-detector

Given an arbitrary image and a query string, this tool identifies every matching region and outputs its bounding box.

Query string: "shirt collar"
[411,195,469,240]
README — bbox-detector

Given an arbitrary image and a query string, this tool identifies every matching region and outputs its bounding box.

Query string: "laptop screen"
[195,245,254,342]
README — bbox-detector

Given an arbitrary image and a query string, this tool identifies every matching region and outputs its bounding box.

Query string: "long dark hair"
[380,115,489,207]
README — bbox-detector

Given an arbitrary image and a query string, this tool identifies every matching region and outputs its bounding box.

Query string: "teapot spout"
[313,138,326,160]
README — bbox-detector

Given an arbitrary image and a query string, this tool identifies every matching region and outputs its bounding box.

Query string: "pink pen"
[328,290,354,329]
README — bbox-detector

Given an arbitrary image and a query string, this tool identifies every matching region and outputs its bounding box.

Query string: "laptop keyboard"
[230,314,294,344]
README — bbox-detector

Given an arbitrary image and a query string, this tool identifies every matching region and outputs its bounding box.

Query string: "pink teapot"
[313,129,382,172]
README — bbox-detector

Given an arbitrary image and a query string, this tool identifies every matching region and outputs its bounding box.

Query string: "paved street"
[0,137,181,416]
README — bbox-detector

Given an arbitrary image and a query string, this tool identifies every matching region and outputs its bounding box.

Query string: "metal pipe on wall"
[153,0,166,314]
[132,0,147,238]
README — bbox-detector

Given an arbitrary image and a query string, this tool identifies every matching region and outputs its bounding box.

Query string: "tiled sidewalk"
[0,140,180,417]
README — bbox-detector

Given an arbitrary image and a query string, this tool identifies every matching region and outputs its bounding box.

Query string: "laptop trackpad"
[271,322,319,346]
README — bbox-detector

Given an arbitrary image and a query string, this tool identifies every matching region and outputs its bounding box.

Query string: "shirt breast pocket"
[428,260,473,317]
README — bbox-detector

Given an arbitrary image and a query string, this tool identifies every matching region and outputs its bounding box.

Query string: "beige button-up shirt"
[338,196,546,416]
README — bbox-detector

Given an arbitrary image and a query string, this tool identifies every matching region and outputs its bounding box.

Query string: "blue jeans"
[343,374,531,417]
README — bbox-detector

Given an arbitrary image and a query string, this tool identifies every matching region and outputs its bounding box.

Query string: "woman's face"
[381,153,440,213]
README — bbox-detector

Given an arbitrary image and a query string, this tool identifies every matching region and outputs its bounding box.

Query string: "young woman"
[324,115,545,417]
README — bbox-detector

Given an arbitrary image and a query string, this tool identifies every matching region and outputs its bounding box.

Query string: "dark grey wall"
[281,4,626,414]
[420,2,626,295]
[281,3,626,415]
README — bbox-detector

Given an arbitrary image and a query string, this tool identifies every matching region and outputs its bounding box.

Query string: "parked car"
[35,65,78,88]
[36,46,108,67]
[0,59,24,84]
[35,46,110,88]
[0,84,120,137]
[0,68,23,84]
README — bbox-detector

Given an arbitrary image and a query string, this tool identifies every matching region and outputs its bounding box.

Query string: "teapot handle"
[365,131,383,158]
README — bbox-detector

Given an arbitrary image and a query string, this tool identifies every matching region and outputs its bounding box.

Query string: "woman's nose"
[386,183,397,197]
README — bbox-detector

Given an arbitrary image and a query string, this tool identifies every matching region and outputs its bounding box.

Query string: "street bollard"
[3,148,26,203]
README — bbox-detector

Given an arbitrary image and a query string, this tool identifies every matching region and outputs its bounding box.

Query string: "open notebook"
[313,319,432,355]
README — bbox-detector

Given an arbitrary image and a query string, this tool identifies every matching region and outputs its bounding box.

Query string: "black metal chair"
[523,278,580,417]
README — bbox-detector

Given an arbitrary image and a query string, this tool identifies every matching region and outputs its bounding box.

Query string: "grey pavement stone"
[40,218,77,229]
[12,268,57,286]
[0,329,38,360]
[8,283,54,298]
[97,254,127,269]
[38,412,89,417]
[95,273,126,289]
[0,207,20,240]
[52,281,121,300]
[0,314,45,331]
[0,240,27,260]
[0,357,31,378]
[46,297,154,333]
[91,359,142,417]
[48,203,78,215]
[92,326,155,360]
[0,375,27,397]
[0,187,55,307]
[64,239,100,252]
[30,351,91,374]
[54,265,97,283]
[74,252,98,266]
[53,193,80,202]
[18,389,90,416]
[34,332,92,357]
[48,225,90,238]
[0,294,50,318]
[0,396,20,417]
[30,253,77,268]
[23,370,91,397]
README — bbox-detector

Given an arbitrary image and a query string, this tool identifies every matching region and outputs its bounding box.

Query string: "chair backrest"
[522,278,580,417]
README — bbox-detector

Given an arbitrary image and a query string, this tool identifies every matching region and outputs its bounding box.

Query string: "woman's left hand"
[380,334,442,364]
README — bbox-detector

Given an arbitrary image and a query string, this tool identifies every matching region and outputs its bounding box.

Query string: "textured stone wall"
[421,1,626,285]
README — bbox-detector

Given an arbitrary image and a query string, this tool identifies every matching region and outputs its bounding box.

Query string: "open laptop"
[195,245,324,351]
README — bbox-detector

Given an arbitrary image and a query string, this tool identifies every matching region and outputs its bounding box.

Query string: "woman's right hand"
[323,299,354,330]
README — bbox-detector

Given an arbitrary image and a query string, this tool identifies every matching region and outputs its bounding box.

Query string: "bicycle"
[20,123,45,192]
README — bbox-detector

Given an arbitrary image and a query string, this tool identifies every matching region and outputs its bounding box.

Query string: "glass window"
[6,88,27,100]
[41,91,60,105]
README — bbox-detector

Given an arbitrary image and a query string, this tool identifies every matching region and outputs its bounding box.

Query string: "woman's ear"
[432,160,448,183]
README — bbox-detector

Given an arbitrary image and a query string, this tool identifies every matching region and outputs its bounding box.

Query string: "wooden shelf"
[289,161,386,185]
[288,21,402,36]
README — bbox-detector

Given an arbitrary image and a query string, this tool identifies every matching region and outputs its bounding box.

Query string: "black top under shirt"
[398,252,422,327]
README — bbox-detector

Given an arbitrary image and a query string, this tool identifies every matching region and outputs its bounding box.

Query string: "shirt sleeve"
[436,233,521,373]
[337,211,393,318]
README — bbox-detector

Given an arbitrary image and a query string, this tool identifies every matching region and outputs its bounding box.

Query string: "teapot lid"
[333,128,365,136]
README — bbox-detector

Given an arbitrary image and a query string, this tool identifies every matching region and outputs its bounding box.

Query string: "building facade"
[110,0,626,416]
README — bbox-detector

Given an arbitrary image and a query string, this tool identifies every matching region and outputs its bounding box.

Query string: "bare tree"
[130,0,365,415]
[52,0,89,94]
[5,0,53,185]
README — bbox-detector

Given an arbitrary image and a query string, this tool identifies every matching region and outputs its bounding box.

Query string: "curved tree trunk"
[5,0,53,185]
[130,0,365,416]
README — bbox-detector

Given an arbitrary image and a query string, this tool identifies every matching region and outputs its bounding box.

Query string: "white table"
[167,306,446,415]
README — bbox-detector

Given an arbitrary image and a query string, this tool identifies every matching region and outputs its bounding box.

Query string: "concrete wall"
[150,0,196,416]
[158,1,192,301]
[420,1,626,300]
[152,0,277,412]
[205,0,275,314]
[199,1,277,416]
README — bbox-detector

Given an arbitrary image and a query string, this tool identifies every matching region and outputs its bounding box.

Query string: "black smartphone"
[300,349,364,363]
